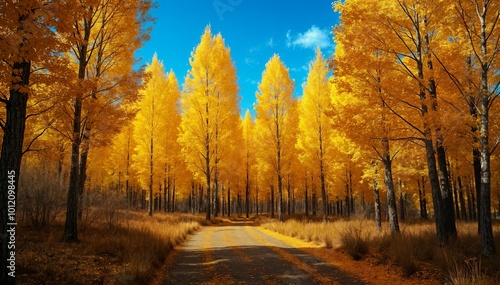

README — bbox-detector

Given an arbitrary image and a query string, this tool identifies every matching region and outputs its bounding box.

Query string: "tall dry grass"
[90,211,201,284]
[18,211,205,284]
[261,218,500,283]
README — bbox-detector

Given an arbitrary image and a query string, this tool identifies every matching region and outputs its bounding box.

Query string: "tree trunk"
[277,169,283,222]
[213,171,219,217]
[77,129,90,220]
[436,144,457,238]
[418,179,424,219]
[126,130,131,207]
[453,179,460,220]
[471,105,481,229]
[191,181,195,214]
[163,176,170,213]
[227,186,231,217]
[172,176,176,212]
[270,185,275,218]
[319,126,327,221]
[287,176,291,216]
[477,11,495,254]
[382,138,399,233]
[373,178,382,231]
[312,181,317,216]
[458,176,468,221]
[245,164,250,218]
[398,178,405,222]
[305,175,309,216]
[349,170,354,214]
[345,171,350,216]
[0,59,30,284]
[148,130,153,216]
[63,11,94,242]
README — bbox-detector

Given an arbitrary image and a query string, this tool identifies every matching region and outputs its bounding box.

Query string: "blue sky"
[136,0,340,116]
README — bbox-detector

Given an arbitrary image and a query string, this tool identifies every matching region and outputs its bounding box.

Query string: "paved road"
[163,220,365,285]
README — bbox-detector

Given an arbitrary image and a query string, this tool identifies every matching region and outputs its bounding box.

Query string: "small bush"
[19,163,66,228]
[388,233,419,277]
[337,223,370,260]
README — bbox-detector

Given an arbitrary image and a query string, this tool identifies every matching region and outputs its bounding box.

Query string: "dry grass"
[262,218,500,283]
[17,211,206,284]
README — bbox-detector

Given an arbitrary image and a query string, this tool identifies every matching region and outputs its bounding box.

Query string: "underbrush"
[262,218,500,283]
[17,211,205,284]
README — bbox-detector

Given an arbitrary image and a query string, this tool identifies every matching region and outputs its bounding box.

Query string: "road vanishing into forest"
[162,219,365,285]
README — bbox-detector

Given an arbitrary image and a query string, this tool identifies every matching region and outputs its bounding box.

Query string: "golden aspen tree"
[255,54,295,222]
[241,110,256,218]
[159,71,182,212]
[108,105,138,206]
[179,26,239,220]
[296,48,333,221]
[283,100,300,215]
[132,54,169,216]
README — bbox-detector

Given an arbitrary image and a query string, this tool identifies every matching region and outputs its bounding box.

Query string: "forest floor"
[155,217,443,285]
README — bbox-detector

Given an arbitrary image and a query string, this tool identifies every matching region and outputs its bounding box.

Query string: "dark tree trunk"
[64,88,83,242]
[255,185,259,215]
[246,166,250,218]
[436,144,457,238]
[304,175,309,216]
[148,132,153,216]
[418,179,424,219]
[453,179,461,220]
[213,171,219,217]
[172,177,176,212]
[382,138,399,233]
[77,130,90,220]
[345,171,350,216]
[163,176,170,213]
[270,185,275,218]
[191,181,195,214]
[458,177,468,220]
[422,176,428,219]
[0,59,30,284]
[227,186,231,217]
[398,179,405,222]
[199,185,204,214]
[287,176,291,216]
[63,12,93,242]
[319,128,327,221]
[349,170,354,214]
[373,178,382,231]
[312,182,317,216]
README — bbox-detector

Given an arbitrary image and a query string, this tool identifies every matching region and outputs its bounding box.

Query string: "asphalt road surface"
[163,220,365,285]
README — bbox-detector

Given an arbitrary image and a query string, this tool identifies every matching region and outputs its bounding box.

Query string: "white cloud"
[286,30,292,47]
[266,37,275,48]
[245,57,258,67]
[245,78,259,85]
[288,26,332,49]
